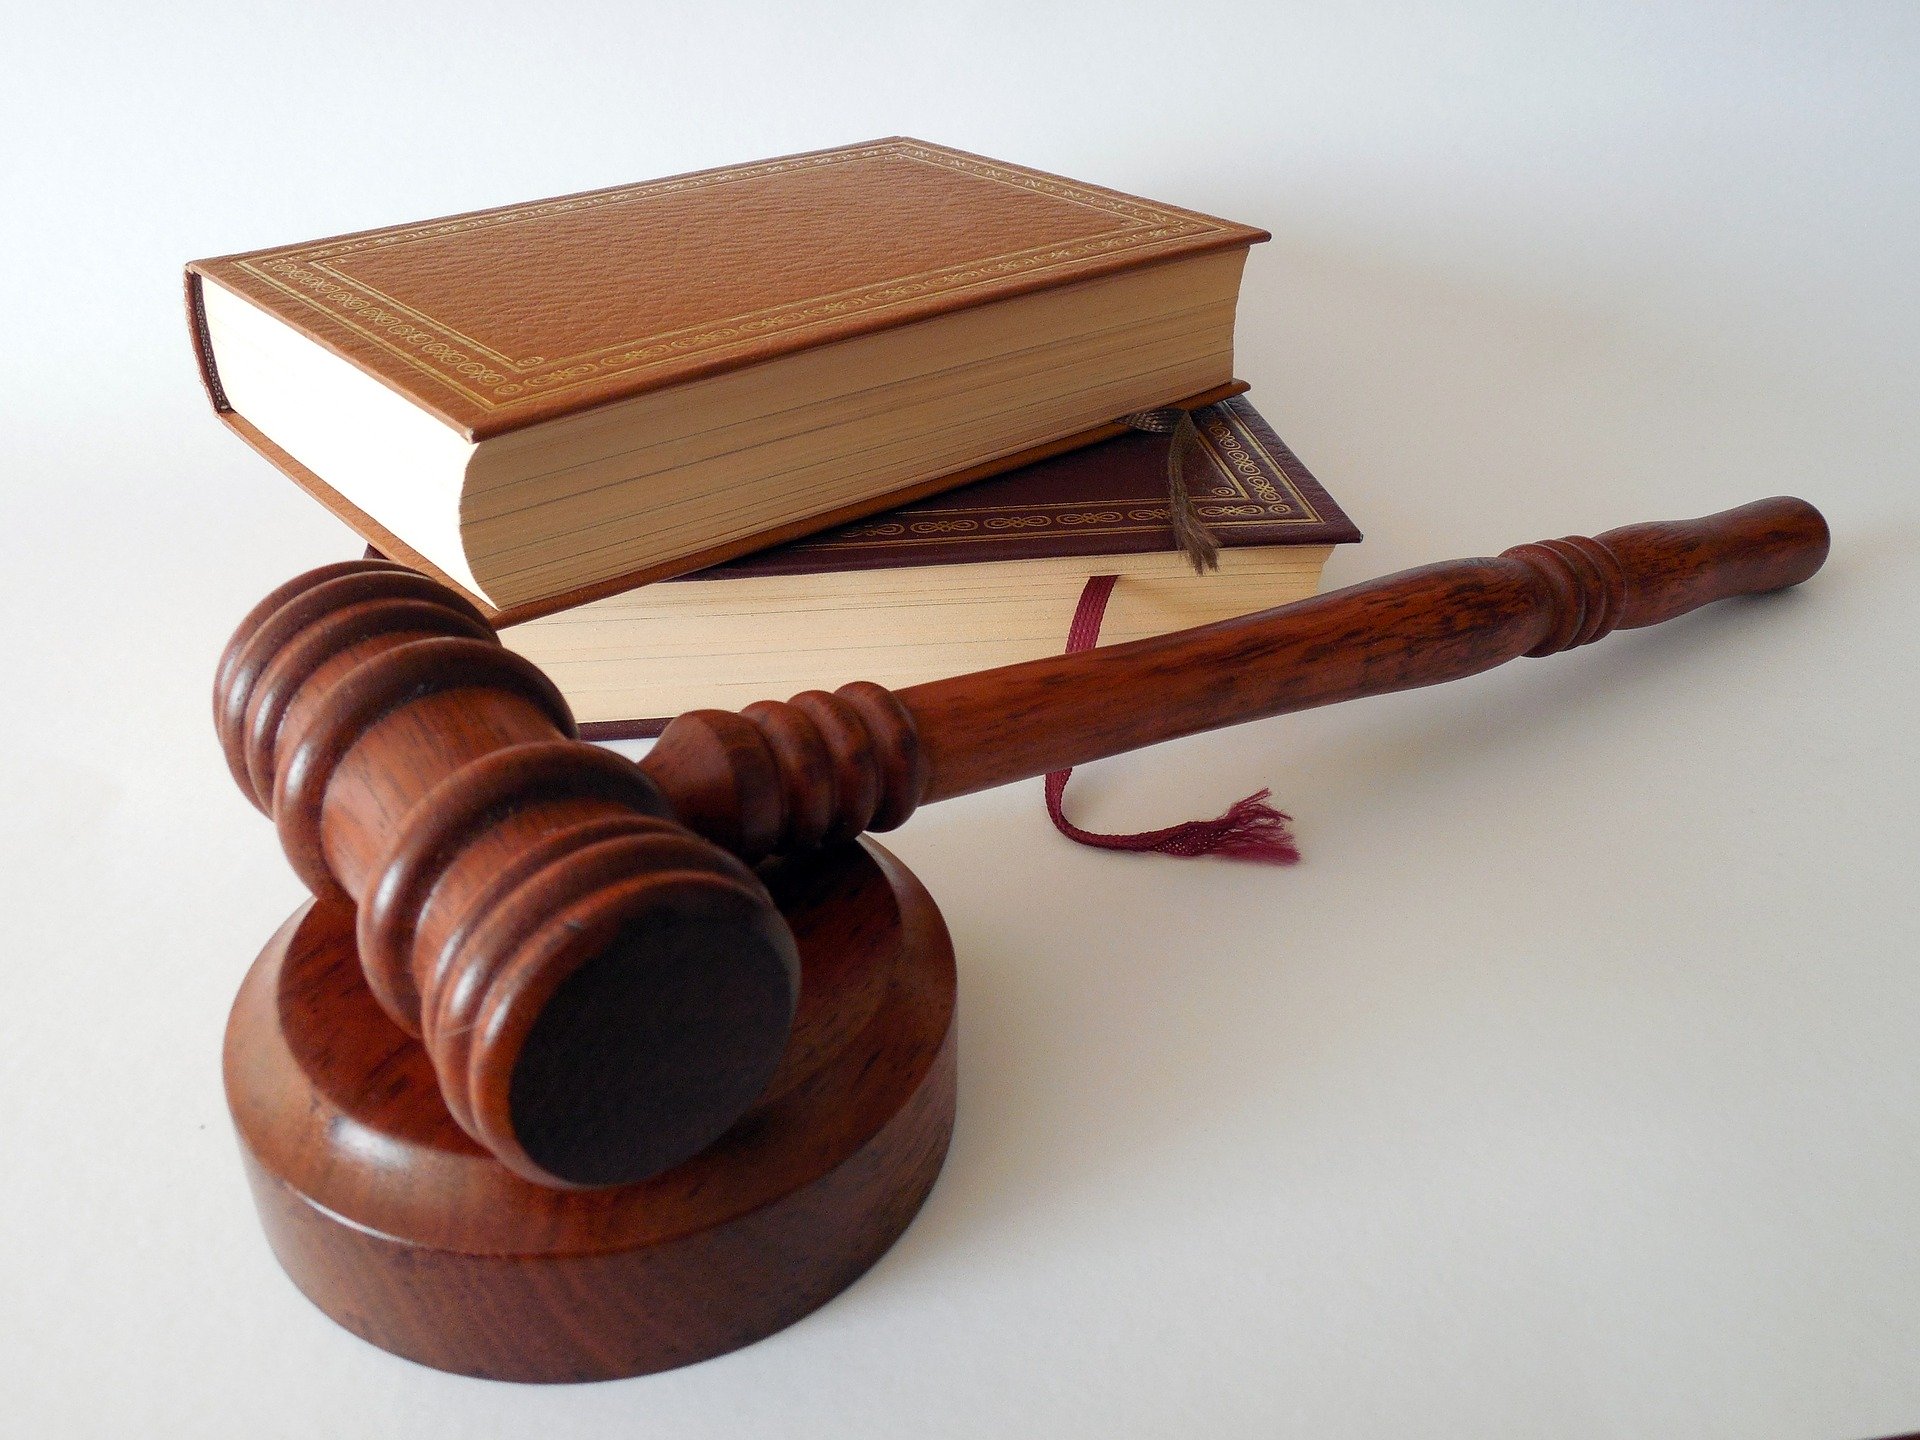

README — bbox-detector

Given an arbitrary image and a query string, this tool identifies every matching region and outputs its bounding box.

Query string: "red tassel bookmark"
[1044,575,1301,865]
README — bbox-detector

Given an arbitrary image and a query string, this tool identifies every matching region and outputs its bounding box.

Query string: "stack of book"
[188,138,1358,738]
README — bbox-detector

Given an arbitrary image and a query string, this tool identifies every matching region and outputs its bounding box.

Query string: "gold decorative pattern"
[798,399,1325,557]
[228,140,1244,411]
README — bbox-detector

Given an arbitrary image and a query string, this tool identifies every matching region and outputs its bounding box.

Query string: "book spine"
[182,269,232,414]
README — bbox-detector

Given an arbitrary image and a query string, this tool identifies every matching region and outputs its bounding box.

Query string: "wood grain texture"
[898,496,1829,800]
[216,496,1826,1192]
[225,839,957,1382]
[639,496,1827,826]
[214,561,803,1189]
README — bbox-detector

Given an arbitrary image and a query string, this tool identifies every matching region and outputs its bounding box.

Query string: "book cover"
[186,138,1268,442]
[677,395,1360,579]
[482,395,1361,739]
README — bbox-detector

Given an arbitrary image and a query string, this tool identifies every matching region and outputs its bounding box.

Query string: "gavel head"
[214,561,800,1189]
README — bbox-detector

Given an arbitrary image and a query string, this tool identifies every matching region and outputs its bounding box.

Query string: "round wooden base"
[223,839,957,1382]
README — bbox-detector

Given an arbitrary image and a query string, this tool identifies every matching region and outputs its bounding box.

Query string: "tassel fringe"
[1045,774,1301,863]
[1044,573,1301,865]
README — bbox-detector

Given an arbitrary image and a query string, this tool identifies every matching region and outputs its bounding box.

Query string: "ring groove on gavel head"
[428,819,797,1188]
[358,740,676,1031]
[273,638,575,900]
[242,596,497,806]
[215,559,805,1189]
[215,561,489,808]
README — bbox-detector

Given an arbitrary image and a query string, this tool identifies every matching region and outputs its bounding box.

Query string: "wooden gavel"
[215,496,1827,1191]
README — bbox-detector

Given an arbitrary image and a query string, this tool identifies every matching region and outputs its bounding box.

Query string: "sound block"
[224,838,957,1382]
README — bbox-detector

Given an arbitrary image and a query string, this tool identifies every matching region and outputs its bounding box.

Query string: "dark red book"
[496,395,1361,737]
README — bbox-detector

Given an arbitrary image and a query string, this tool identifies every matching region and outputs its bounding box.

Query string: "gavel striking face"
[215,498,1829,1189]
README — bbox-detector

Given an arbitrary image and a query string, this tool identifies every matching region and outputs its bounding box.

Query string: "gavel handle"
[898,496,1828,802]
[214,495,1828,1187]
[642,496,1827,856]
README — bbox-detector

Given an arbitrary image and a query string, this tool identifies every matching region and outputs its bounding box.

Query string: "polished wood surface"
[216,496,1827,1191]
[901,495,1829,800]
[640,495,1827,830]
[226,839,957,1382]
[214,561,801,1188]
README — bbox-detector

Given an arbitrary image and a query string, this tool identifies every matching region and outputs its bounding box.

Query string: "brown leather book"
[186,138,1268,619]
[495,396,1361,738]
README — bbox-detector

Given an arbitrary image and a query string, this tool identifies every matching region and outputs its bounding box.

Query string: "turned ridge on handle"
[216,495,1827,1192]
[894,496,1829,800]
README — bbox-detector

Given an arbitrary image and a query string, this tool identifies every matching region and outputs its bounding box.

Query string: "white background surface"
[3,4,1916,1435]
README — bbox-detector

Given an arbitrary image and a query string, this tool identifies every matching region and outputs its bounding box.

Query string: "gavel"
[215,496,1827,1191]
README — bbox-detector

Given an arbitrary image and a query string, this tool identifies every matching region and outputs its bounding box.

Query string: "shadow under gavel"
[215,496,1827,1191]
